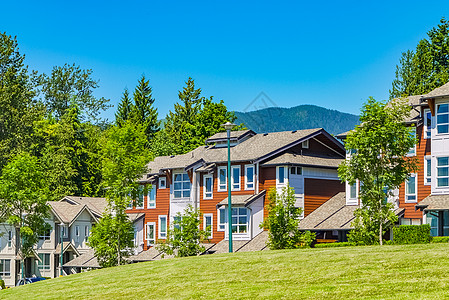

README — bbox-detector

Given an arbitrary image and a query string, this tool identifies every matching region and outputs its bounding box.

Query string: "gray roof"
[127,212,145,222]
[62,196,108,216]
[422,82,449,99]
[55,242,80,255]
[299,192,357,230]
[218,190,266,207]
[128,247,163,262]
[416,194,449,210]
[147,128,341,174]
[236,231,268,252]
[205,130,255,143]
[64,249,100,268]
[261,152,343,168]
[49,202,87,224]
[207,239,249,254]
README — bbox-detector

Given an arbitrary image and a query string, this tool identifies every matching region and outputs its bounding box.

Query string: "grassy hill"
[4,243,449,299]
[234,105,359,135]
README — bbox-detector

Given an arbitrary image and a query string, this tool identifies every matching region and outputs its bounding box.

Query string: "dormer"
[205,130,256,148]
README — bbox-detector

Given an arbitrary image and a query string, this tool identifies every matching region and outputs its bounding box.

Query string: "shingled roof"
[416,194,449,211]
[64,249,100,268]
[261,152,343,168]
[205,130,255,143]
[62,196,107,216]
[422,82,449,99]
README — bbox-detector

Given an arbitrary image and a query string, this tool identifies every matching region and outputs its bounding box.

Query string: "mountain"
[234,105,359,136]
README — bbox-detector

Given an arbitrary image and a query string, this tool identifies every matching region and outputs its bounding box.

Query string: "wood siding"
[398,124,430,219]
[304,178,345,216]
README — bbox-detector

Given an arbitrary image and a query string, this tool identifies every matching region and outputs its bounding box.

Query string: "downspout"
[256,162,259,194]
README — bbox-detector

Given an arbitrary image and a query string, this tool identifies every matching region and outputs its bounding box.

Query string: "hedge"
[431,236,449,243]
[314,242,354,248]
[392,224,431,244]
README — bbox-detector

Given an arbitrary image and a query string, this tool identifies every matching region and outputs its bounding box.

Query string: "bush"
[431,236,449,243]
[314,242,354,248]
[392,224,431,244]
[299,231,316,248]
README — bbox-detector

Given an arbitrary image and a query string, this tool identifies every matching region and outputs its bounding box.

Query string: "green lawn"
[3,243,449,299]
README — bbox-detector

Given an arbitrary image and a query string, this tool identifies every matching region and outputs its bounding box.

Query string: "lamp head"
[221,122,236,131]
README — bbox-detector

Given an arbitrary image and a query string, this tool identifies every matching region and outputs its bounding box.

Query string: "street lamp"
[221,122,236,253]
[60,223,64,277]
[21,212,27,284]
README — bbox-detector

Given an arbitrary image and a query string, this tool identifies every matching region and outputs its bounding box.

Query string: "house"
[300,82,449,240]
[125,128,346,250]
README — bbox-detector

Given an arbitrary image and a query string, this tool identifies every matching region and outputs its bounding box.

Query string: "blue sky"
[2,1,449,121]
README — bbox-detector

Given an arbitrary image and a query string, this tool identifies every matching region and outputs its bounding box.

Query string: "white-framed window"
[158,215,167,239]
[424,156,431,185]
[437,103,449,134]
[145,222,156,244]
[407,127,416,156]
[173,173,191,199]
[276,166,288,185]
[218,167,227,191]
[245,165,255,190]
[405,174,417,203]
[203,213,213,239]
[302,140,309,149]
[290,166,302,175]
[136,185,144,209]
[39,228,51,241]
[437,157,449,187]
[75,225,80,242]
[147,185,156,208]
[0,259,10,276]
[217,208,226,231]
[62,225,68,238]
[37,253,50,270]
[349,182,357,200]
[231,166,241,191]
[7,231,12,248]
[424,108,431,139]
[231,207,248,234]
[85,226,89,242]
[203,175,213,199]
[159,177,167,189]
[173,216,182,231]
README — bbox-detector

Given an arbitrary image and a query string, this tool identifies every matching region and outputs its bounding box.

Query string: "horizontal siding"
[304,178,344,216]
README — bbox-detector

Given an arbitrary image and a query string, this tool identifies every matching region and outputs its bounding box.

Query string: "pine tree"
[115,88,133,127]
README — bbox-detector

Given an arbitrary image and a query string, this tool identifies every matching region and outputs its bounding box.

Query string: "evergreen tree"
[131,75,160,142]
[390,18,449,98]
[115,88,133,127]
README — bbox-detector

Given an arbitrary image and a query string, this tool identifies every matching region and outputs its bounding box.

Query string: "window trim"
[424,108,431,139]
[37,253,50,270]
[39,228,51,241]
[437,156,449,188]
[424,156,431,186]
[7,231,12,248]
[217,208,226,231]
[158,177,167,189]
[75,225,80,242]
[62,225,68,238]
[405,173,417,203]
[203,175,213,199]
[276,166,288,185]
[302,140,309,149]
[231,165,241,191]
[406,127,416,157]
[437,103,449,135]
[231,207,249,234]
[84,226,89,242]
[145,222,156,245]
[0,259,10,276]
[173,172,191,199]
[147,184,156,209]
[244,164,255,190]
[158,215,167,239]
[218,166,227,192]
[203,213,213,239]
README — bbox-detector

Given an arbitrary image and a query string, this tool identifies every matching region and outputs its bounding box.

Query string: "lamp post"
[60,223,64,277]
[221,122,236,253]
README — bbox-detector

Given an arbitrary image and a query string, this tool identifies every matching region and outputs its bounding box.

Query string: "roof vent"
[170,155,175,158]
[205,145,209,149]
[263,133,268,136]
[291,130,297,133]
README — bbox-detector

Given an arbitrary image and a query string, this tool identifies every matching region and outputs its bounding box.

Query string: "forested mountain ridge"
[234,104,359,135]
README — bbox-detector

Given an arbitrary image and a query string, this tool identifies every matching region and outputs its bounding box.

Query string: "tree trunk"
[379,222,383,246]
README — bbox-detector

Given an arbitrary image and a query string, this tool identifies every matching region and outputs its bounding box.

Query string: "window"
[39,228,51,241]
[158,215,167,239]
[62,225,68,238]
[424,108,431,138]
[7,231,12,248]
[217,208,226,231]
[85,226,89,242]
[231,166,241,191]
[437,103,449,134]
[136,185,144,209]
[173,173,191,199]
[405,174,417,203]
[302,140,309,149]
[38,254,50,270]
[231,208,248,234]
[424,156,431,185]
[349,182,357,199]
[145,222,155,244]
[245,165,255,190]
[277,166,287,185]
[0,260,10,276]
[407,127,416,156]
[203,214,213,239]
[203,175,213,199]
[218,167,227,191]
[437,157,449,187]
[290,166,302,175]
[75,225,80,242]
[159,177,166,189]
[147,185,156,208]
[173,216,182,231]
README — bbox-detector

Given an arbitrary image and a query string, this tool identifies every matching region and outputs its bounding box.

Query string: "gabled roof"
[54,242,80,256]
[205,130,256,144]
[416,194,449,211]
[260,152,343,169]
[64,249,100,268]
[422,82,449,99]
[127,212,145,222]
[61,196,107,216]
[49,202,98,226]
[218,190,266,207]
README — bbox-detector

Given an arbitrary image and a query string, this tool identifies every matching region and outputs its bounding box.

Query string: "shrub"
[299,231,316,248]
[314,242,354,248]
[431,236,449,243]
[392,224,431,244]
